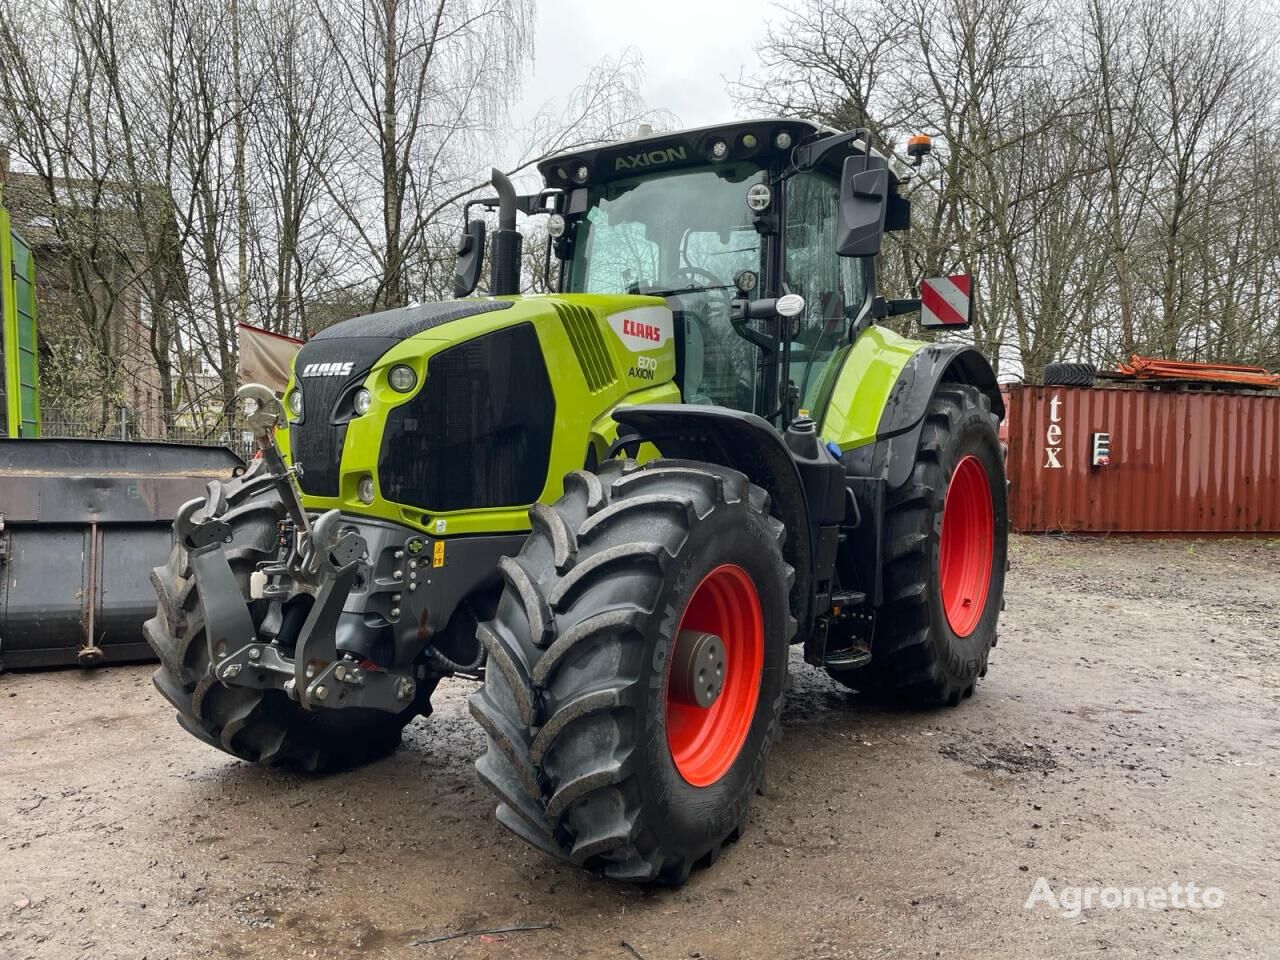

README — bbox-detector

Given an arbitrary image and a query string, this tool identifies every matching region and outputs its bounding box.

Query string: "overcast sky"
[514,0,774,132]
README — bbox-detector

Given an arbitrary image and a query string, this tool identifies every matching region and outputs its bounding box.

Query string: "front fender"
[611,404,816,637]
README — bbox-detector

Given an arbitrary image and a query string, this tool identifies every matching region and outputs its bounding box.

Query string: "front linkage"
[175,384,418,715]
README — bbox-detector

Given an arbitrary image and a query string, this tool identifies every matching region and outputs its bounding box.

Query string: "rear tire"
[470,459,793,884]
[828,383,1007,705]
[143,460,434,772]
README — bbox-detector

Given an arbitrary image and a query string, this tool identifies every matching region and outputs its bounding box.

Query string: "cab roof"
[538,118,877,189]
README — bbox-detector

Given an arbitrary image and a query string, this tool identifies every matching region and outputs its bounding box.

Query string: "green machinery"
[0,200,39,437]
[147,120,1008,884]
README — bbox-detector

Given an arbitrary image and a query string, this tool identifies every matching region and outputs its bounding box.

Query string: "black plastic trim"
[312,299,512,342]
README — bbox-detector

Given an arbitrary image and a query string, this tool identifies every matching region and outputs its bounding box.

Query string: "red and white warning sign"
[920,274,974,328]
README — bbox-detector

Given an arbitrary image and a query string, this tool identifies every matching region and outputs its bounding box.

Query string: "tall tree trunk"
[380,0,403,309]
[233,0,249,326]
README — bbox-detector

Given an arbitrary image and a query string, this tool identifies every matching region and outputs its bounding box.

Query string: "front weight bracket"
[175,497,260,670]
[291,509,368,710]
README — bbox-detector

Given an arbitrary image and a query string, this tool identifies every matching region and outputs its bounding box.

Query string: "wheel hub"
[665,563,764,788]
[939,454,995,637]
[669,630,727,708]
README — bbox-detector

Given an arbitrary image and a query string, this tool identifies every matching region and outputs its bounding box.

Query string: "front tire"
[828,383,1008,705]
[470,459,793,884]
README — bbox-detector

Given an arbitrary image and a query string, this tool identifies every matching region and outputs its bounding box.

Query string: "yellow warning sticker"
[432,540,445,568]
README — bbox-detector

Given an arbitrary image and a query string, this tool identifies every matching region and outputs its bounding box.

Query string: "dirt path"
[2,536,1278,959]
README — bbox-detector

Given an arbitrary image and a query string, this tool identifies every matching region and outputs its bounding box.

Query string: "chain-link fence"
[39,406,256,461]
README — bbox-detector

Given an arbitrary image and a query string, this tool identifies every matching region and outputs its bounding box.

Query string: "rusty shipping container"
[1004,383,1280,534]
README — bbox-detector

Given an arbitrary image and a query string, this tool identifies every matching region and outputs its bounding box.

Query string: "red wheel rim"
[939,454,994,637]
[666,564,764,787]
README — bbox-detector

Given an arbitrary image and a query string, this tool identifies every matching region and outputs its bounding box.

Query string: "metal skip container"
[1005,384,1280,535]
[0,439,243,669]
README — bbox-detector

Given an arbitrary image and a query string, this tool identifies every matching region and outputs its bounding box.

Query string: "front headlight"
[288,389,303,418]
[357,475,376,504]
[353,388,372,416]
[388,364,417,393]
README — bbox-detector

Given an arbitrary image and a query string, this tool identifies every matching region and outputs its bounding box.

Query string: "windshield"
[566,165,766,410]
[566,164,764,295]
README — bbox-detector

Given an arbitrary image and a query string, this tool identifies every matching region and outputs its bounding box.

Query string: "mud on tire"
[828,383,1008,706]
[470,459,794,884]
[143,459,432,771]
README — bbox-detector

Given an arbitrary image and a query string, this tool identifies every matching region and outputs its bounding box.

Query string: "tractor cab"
[544,120,901,425]
[460,120,914,428]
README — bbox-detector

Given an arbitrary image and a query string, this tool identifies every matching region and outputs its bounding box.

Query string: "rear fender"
[843,343,1003,489]
[611,405,816,638]
[838,344,1001,609]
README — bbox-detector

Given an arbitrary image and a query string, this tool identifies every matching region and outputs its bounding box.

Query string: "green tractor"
[146,119,1008,884]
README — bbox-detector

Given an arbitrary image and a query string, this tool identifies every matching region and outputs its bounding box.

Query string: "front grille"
[291,376,350,497]
[290,335,396,498]
[378,324,555,512]
[555,302,617,392]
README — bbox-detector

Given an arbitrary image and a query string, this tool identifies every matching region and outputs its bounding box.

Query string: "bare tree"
[734,0,1280,378]
[0,0,667,435]
[314,0,534,311]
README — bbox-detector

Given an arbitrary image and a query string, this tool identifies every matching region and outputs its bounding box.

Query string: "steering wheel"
[666,266,757,406]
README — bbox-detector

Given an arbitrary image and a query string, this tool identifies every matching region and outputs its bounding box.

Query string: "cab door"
[782,171,870,416]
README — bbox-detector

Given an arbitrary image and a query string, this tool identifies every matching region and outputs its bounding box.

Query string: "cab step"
[830,590,867,609]
[823,643,873,670]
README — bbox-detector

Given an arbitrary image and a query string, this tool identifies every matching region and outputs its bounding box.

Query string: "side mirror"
[452,219,486,298]
[835,155,889,258]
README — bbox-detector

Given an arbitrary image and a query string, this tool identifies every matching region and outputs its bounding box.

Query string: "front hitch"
[171,383,417,714]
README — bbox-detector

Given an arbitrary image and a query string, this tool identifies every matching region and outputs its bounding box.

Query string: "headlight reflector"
[287,389,303,418]
[357,475,376,504]
[353,388,372,416]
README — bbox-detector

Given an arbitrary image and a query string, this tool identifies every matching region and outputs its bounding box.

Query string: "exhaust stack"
[487,168,522,296]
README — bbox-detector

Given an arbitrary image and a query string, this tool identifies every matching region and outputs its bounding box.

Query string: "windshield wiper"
[635,284,734,298]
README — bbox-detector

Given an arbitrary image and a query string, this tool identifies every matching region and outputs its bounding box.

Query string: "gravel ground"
[1,535,1278,960]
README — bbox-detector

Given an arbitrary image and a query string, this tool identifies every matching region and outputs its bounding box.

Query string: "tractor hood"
[288,300,516,501]
[297,299,514,380]
[283,293,678,536]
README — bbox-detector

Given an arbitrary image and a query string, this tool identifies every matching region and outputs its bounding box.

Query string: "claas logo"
[301,361,355,377]
[621,318,662,343]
